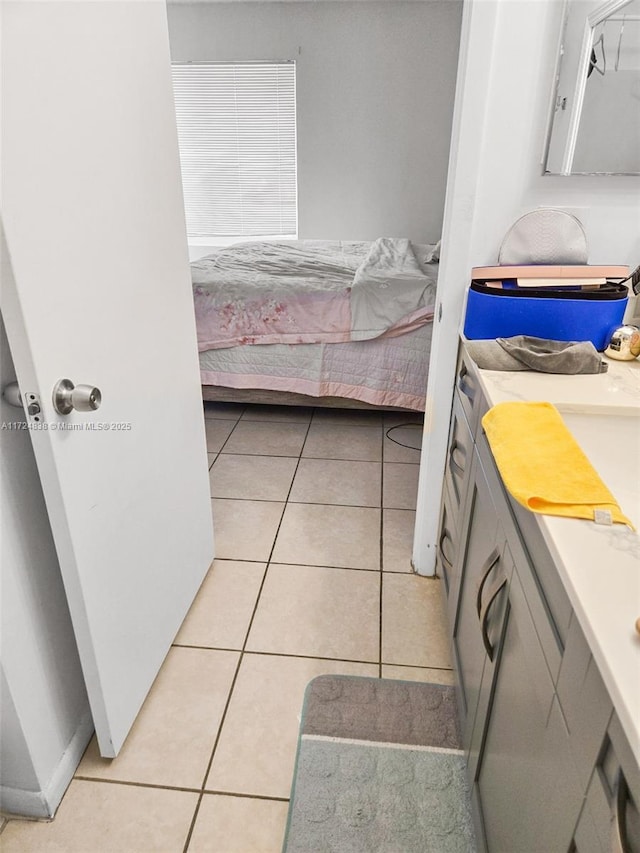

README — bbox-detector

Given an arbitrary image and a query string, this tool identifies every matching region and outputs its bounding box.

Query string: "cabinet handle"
[448,439,467,480]
[458,363,476,404]
[612,767,632,853]
[479,575,507,662]
[476,547,501,619]
[438,527,454,571]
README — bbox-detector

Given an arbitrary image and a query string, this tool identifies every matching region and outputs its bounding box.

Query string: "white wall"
[167,0,463,246]
[0,317,92,818]
[0,671,39,795]
[413,0,640,574]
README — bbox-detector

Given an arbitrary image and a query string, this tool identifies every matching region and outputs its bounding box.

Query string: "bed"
[191,237,439,411]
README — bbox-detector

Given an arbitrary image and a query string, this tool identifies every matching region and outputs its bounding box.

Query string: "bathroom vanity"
[437,343,640,852]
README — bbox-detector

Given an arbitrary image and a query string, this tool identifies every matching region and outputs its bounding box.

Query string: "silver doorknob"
[53,379,102,415]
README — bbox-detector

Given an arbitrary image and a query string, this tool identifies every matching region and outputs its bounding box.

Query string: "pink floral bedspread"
[191,238,438,351]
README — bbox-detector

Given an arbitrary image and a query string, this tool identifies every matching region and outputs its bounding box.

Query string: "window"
[171,61,297,242]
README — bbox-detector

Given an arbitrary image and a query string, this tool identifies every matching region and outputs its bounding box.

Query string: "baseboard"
[0,711,94,819]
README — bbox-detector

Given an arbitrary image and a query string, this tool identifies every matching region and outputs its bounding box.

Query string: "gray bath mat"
[283,675,476,852]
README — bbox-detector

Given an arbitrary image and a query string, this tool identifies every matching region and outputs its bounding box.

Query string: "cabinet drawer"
[474,405,573,657]
[579,714,640,853]
[607,715,640,853]
[477,431,568,682]
[445,391,474,515]
[455,346,482,435]
[452,455,509,756]
[475,568,583,853]
[435,478,459,603]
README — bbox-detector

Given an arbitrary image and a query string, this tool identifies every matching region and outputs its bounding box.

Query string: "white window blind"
[171,61,297,240]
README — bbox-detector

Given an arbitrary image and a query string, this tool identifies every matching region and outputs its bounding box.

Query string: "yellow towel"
[482,401,634,528]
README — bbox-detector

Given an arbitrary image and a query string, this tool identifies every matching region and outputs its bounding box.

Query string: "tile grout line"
[210,495,404,510]
[191,555,420,577]
[74,776,202,795]
[232,407,315,654]
[206,409,245,470]
[207,555,416,575]
[185,405,258,853]
[171,644,454,673]
[182,796,203,853]
[196,790,289,802]
[174,646,383,666]
[183,409,318,852]
[220,451,390,463]
[182,645,246,853]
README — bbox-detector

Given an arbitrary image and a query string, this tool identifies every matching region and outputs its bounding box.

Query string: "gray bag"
[498,209,588,265]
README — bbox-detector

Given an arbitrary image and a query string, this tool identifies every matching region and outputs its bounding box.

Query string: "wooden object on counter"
[471,264,629,280]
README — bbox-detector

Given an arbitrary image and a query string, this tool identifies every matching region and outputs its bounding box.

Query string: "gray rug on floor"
[283,675,477,852]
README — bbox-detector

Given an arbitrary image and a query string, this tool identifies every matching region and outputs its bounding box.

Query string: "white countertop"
[471,354,640,764]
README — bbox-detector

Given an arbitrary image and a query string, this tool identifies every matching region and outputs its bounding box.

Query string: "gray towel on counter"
[466,335,608,374]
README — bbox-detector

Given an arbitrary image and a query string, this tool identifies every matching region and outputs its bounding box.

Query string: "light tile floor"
[0,403,453,853]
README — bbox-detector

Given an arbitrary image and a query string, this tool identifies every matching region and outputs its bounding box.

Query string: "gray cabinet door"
[574,713,640,853]
[436,481,459,609]
[445,392,474,515]
[453,455,509,754]
[439,390,476,628]
[455,347,482,435]
[475,568,583,853]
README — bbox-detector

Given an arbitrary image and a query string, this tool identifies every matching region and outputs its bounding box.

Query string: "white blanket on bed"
[351,237,437,340]
[191,238,438,350]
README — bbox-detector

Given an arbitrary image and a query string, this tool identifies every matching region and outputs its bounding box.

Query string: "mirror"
[544,0,640,175]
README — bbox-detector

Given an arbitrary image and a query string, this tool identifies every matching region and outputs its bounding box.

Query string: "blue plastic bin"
[463,284,628,351]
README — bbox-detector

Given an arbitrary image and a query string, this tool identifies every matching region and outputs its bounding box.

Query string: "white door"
[1,0,214,757]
